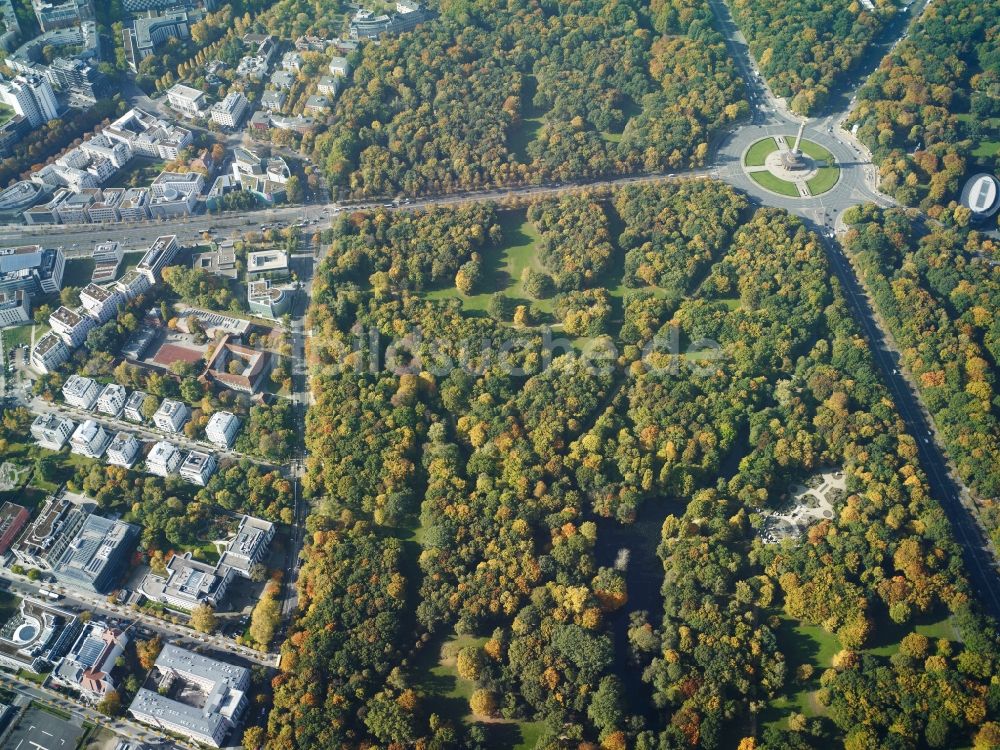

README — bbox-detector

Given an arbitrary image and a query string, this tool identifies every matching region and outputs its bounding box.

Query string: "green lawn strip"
[794,138,835,163]
[744,137,778,166]
[749,170,800,197]
[807,165,840,195]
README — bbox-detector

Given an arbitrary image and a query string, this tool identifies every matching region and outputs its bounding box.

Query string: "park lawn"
[510,75,547,163]
[412,633,549,749]
[795,138,835,163]
[424,210,551,315]
[102,158,167,189]
[750,170,800,197]
[744,137,778,166]
[1,323,37,350]
[972,139,1000,159]
[807,165,840,195]
[763,616,840,730]
[0,102,14,127]
[63,257,96,287]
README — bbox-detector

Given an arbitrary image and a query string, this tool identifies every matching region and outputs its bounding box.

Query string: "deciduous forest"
[263,185,1000,749]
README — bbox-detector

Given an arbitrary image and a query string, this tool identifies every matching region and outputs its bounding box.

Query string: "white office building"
[166,84,207,116]
[0,74,58,127]
[95,383,127,416]
[128,645,249,747]
[205,411,240,449]
[153,399,189,433]
[31,412,75,449]
[135,235,178,285]
[62,374,101,409]
[210,92,248,129]
[70,419,112,458]
[146,441,182,477]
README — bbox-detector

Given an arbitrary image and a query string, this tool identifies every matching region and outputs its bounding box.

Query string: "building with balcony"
[136,235,178,284]
[50,305,95,348]
[153,399,189,433]
[31,413,75,450]
[62,374,100,409]
[30,331,69,372]
[205,411,239,449]
[95,383,127,416]
[105,432,140,468]
[146,441,181,477]
[70,419,111,458]
[179,450,215,486]
[124,390,155,423]
[79,283,122,324]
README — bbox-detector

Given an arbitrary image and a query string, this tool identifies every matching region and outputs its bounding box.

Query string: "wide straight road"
[822,238,1000,618]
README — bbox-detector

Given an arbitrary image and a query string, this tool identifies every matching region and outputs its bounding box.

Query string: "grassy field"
[807,165,840,195]
[750,170,800,196]
[424,210,552,316]
[0,102,15,127]
[510,76,546,163]
[103,158,167,189]
[744,137,778,166]
[794,138,835,163]
[410,633,548,749]
[1,323,39,351]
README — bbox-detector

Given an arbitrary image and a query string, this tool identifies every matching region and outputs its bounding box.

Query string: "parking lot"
[6,706,84,750]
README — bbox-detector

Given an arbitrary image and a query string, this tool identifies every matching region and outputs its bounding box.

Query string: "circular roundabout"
[742,135,841,198]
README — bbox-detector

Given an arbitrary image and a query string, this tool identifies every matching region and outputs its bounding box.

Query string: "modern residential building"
[0,245,65,296]
[0,502,30,554]
[231,148,289,203]
[128,645,249,747]
[45,57,111,105]
[260,89,286,112]
[123,390,155,423]
[202,335,270,394]
[31,412,75,450]
[104,109,192,161]
[79,283,123,324]
[80,133,132,169]
[179,450,216,486]
[328,56,349,77]
[30,330,70,372]
[153,399,190,433]
[316,75,339,97]
[0,73,58,127]
[86,188,126,223]
[13,493,84,571]
[209,91,248,129]
[136,235,178,284]
[114,269,152,301]
[124,11,190,72]
[51,621,128,702]
[247,280,290,319]
[303,94,330,114]
[146,441,182,477]
[0,289,29,326]
[91,241,123,280]
[62,374,100,409]
[280,51,303,71]
[70,419,112,458]
[205,411,240,449]
[269,69,294,90]
[95,383,127,416]
[166,83,207,116]
[51,512,139,594]
[117,188,151,221]
[105,431,141,468]
[50,306,95,348]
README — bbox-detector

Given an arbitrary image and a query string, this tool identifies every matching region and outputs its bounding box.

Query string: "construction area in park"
[759,469,846,544]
